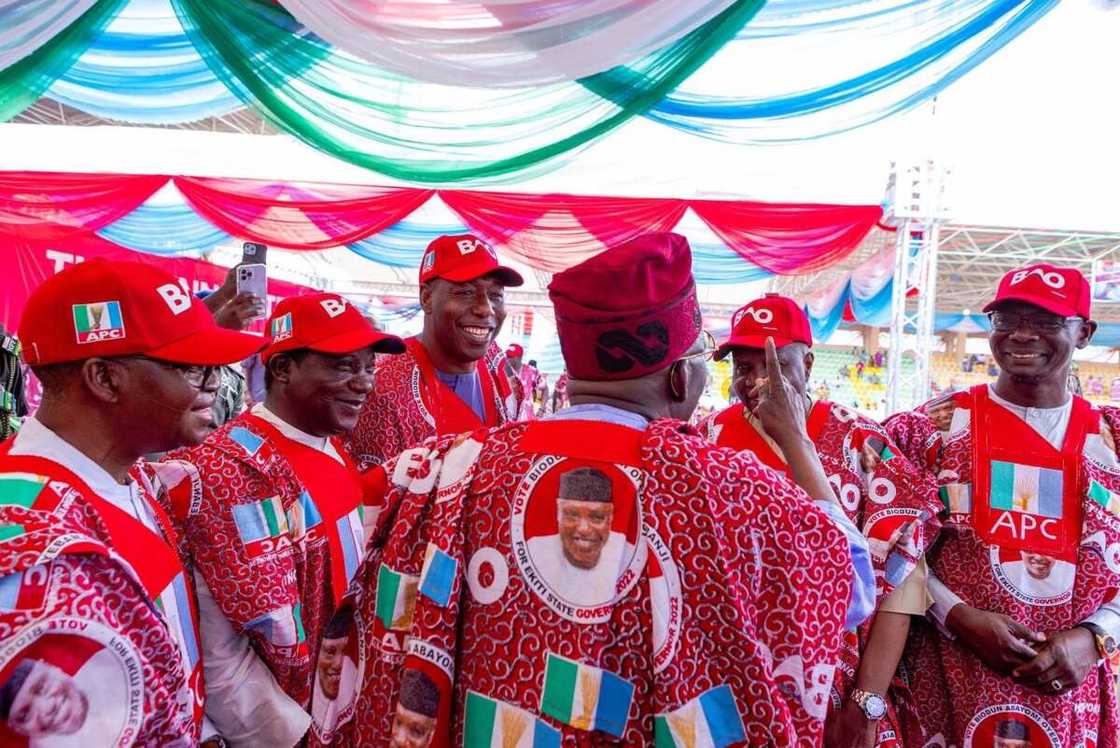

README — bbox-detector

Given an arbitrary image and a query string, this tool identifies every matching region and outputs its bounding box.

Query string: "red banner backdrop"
[0,171,886,275]
[0,228,314,334]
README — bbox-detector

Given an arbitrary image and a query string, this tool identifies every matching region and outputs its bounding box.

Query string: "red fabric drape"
[441,189,687,273]
[690,199,883,274]
[174,176,434,250]
[0,227,313,334]
[0,172,169,240]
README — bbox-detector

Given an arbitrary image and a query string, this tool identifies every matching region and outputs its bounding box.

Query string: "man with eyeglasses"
[345,234,521,472]
[885,263,1120,747]
[316,233,873,746]
[156,292,405,746]
[699,294,941,748]
[0,259,264,746]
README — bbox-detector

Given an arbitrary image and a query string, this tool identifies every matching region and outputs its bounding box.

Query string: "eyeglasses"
[675,330,718,363]
[988,311,1081,333]
[113,356,220,388]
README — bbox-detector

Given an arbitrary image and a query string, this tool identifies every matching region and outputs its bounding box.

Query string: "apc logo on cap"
[422,251,436,273]
[73,301,126,344]
[271,313,293,342]
[1011,267,1066,290]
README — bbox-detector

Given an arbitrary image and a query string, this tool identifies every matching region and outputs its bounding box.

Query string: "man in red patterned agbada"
[158,292,405,745]
[310,232,876,747]
[345,234,522,471]
[0,260,264,746]
[885,264,1120,747]
[700,294,942,748]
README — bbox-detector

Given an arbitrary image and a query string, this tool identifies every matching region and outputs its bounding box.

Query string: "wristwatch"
[850,689,887,721]
[1077,621,1118,662]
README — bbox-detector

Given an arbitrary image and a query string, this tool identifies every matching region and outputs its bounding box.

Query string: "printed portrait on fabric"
[0,621,146,748]
[311,603,365,740]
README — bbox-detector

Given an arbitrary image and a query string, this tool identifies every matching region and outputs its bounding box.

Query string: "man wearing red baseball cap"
[346,234,523,470]
[156,292,404,745]
[505,342,546,421]
[886,263,1120,746]
[322,233,871,746]
[701,294,941,748]
[0,259,264,746]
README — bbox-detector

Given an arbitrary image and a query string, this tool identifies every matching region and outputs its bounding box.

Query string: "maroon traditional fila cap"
[19,259,265,367]
[982,263,1092,319]
[717,293,813,359]
[262,293,405,364]
[418,234,523,287]
[547,232,702,381]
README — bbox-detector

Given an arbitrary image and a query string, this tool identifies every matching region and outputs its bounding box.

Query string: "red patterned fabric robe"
[0,449,202,747]
[701,400,942,746]
[160,412,368,714]
[345,338,518,470]
[885,386,1120,747]
[310,417,853,747]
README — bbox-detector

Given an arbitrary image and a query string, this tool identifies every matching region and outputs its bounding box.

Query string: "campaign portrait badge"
[963,705,1059,748]
[510,457,646,623]
[0,619,146,747]
[310,602,365,741]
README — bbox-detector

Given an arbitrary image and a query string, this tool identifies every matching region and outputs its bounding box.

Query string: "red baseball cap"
[506,343,524,359]
[716,293,813,359]
[19,259,265,367]
[262,293,406,364]
[982,263,1092,319]
[418,234,523,287]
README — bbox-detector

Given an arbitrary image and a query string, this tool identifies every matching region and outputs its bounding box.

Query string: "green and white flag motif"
[463,691,560,748]
[375,563,419,631]
[654,685,746,748]
[541,653,633,737]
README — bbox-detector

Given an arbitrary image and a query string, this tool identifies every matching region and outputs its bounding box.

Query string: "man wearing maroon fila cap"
[319,233,872,746]
[157,292,405,746]
[700,293,941,748]
[885,263,1120,747]
[346,234,522,471]
[0,259,264,746]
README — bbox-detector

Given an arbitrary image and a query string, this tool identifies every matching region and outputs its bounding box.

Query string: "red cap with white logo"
[716,293,813,359]
[418,234,523,287]
[982,263,1092,319]
[261,293,406,364]
[19,259,265,366]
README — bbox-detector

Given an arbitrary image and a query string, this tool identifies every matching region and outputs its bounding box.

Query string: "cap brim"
[305,328,407,356]
[714,333,797,360]
[148,328,266,366]
[981,295,1080,318]
[437,266,524,288]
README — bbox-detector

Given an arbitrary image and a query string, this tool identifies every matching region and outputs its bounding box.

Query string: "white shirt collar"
[9,416,136,512]
[251,404,343,464]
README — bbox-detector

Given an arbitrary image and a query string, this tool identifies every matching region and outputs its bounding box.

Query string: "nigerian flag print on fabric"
[1089,479,1120,517]
[231,496,289,558]
[541,653,634,737]
[990,460,1063,517]
[0,473,50,510]
[375,564,419,631]
[463,691,560,748]
[654,685,746,748]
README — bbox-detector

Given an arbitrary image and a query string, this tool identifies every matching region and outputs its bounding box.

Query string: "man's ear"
[268,354,296,387]
[668,361,686,402]
[1078,319,1098,350]
[804,350,815,379]
[419,281,436,316]
[80,358,125,404]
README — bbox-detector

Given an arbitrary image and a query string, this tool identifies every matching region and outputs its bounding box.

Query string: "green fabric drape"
[169,0,766,183]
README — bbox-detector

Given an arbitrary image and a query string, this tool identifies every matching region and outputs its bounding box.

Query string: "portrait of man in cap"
[312,604,360,735]
[992,716,1034,748]
[388,669,438,748]
[525,466,634,608]
[997,549,1075,600]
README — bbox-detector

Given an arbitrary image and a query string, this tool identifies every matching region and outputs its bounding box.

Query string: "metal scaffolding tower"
[885,161,951,413]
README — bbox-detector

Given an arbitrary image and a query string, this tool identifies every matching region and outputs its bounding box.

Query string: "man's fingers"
[1012,645,1053,678]
[1007,620,1047,643]
[764,337,781,388]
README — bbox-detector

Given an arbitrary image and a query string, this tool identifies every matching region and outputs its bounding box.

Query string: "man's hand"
[752,337,809,449]
[946,604,1045,675]
[825,701,877,748]
[1012,627,1098,695]
[213,292,264,331]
